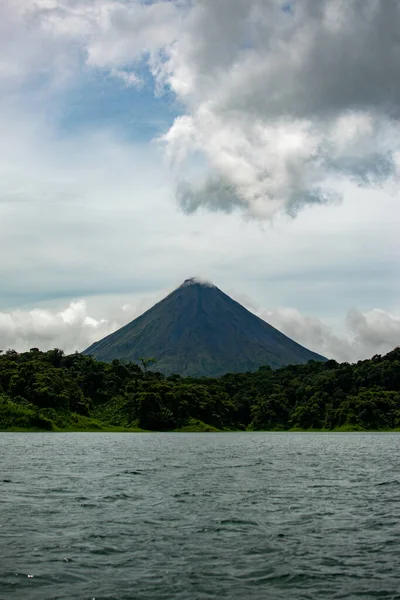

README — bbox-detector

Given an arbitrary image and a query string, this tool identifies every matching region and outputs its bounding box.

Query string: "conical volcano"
[83,278,326,376]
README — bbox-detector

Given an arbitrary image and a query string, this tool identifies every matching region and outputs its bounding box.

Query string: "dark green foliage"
[0,347,399,431]
[0,393,53,431]
[83,279,326,376]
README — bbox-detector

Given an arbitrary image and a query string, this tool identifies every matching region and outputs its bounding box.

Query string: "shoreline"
[2,426,400,433]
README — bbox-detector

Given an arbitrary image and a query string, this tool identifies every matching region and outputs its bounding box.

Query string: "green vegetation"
[0,347,399,432]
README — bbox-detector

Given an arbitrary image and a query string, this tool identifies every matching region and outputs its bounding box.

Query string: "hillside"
[0,348,399,432]
[84,278,326,376]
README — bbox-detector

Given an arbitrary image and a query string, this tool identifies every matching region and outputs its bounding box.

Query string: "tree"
[139,357,157,372]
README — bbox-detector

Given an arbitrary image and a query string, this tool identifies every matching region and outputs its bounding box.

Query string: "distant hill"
[83,278,327,376]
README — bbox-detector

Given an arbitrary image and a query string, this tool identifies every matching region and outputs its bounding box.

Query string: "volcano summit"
[84,278,326,376]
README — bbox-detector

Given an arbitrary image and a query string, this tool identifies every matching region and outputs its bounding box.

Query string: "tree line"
[0,347,399,431]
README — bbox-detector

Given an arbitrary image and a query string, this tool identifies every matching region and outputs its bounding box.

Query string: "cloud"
[0,96,397,320]
[0,0,86,92]
[0,296,398,363]
[177,176,246,215]
[346,308,400,357]
[179,277,215,288]
[0,301,113,355]
[3,0,400,217]
[109,68,143,88]
[258,307,400,363]
[155,0,400,217]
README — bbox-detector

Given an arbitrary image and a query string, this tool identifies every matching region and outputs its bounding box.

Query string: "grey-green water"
[1,433,400,600]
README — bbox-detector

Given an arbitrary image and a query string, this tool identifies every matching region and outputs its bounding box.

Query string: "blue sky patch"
[56,65,180,143]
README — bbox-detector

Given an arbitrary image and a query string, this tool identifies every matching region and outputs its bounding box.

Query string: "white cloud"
[0,295,398,363]
[154,0,400,217]
[0,85,398,336]
[346,308,400,357]
[267,307,400,362]
[226,288,400,362]
[0,300,112,355]
[85,1,182,70]
[261,307,352,361]
[2,0,400,217]
[109,68,142,87]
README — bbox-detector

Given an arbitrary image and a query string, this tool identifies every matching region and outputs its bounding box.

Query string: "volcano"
[83,278,326,376]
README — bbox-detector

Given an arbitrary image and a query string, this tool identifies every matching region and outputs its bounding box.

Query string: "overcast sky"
[0,0,399,362]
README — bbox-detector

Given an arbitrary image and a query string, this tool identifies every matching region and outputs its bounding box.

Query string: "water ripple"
[1,432,400,599]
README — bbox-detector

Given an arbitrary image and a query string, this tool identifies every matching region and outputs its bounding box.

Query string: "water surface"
[1,432,400,599]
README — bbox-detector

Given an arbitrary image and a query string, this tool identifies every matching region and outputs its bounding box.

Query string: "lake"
[1,432,400,599]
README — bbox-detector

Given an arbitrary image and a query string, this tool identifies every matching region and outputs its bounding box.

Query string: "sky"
[0,0,399,362]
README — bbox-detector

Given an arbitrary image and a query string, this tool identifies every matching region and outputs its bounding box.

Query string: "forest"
[0,347,399,432]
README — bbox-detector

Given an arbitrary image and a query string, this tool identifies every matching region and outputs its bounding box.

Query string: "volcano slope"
[84,278,326,377]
